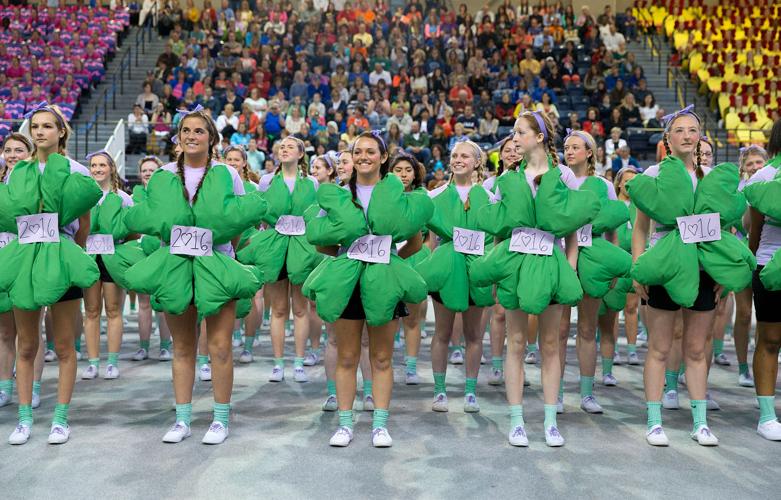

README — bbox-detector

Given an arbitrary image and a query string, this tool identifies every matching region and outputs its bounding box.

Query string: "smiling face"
[500,136,521,167]
[179,115,212,159]
[390,159,415,190]
[139,159,159,186]
[336,151,353,182]
[89,153,113,187]
[2,137,31,170]
[450,142,478,181]
[352,136,387,180]
[698,139,714,168]
[742,153,766,177]
[310,157,333,184]
[224,149,246,171]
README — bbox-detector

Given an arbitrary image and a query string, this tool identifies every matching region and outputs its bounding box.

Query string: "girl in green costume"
[4,104,102,446]
[0,133,46,412]
[390,151,431,386]
[305,132,433,448]
[556,130,630,415]
[421,140,496,414]
[81,151,137,382]
[239,136,321,383]
[130,156,173,362]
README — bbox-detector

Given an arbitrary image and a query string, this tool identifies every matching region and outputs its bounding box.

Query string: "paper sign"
[347,234,392,264]
[86,234,115,255]
[509,227,554,256]
[0,232,15,249]
[453,227,485,255]
[275,215,306,236]
[17,213,59,244]
[576,224,593,247]
[676,213,721,244]
[170,225,213,256]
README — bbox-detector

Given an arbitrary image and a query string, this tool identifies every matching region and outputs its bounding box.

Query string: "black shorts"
[753,265,781,323]
[275,256,289,282]
[646,270,717,312]
[339,283,408,321]
[96,255,114,284]
[431,291,476,308]
[56,286,83,303]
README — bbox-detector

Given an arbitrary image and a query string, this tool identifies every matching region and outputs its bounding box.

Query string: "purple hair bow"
[176,104,204,119]
[661,104,696,127]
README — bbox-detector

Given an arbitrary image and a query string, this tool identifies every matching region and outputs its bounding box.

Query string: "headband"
[531,111,548,141]
[564,128,594,149]
[176,103,205,120]
[85,149,113,163]
[24,101,66,128]
[223,145,248,162]
[662,104,698,130]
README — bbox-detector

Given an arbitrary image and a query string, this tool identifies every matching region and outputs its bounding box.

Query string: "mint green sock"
[243,336,255,352]
[627,343,637,354]
[273,357,284,367]
[465,377,477,396]
[509,404,524,427]
[595,328,601,344]
[665,370,678,391]
[363,379,372,396]
[139,340,151,351]
[74,337,81,352]
[691,399,707,432]
[580,376,594,398]
[405,356,417,374]
[160,339,172,351]
[175,403,192,426]
[602,357,613,377]
[294,357,305,369]
[107,352,119,367]
[232,330,241,341]
[372,408,389,429]
[32,381,41,397]
[46,341,54,351]
[646,401,662,430]
[263,309,270,322]
[543,404,558,428]
[0,379,13,396]
[527,343,538,353]
[196,354,209,366]
[338,409,353,429]
[88,357,100,368]
[739,362,749,376]
[492,356,503,371]
[326,379,336,396]
[433,372,446,394]
[558,378,564,399]
[52,403,69,426]
[713,339,724,356]
[679,362,686,374]
[758,396,777,424]
[213,402,230,427]
[18,404,33,426]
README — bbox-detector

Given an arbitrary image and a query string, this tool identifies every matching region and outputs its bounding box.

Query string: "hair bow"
[661,104,697,128]
[175,104,205,120]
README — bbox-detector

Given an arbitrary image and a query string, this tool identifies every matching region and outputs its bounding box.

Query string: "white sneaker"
[162,421,191,443]
[0,391,10,408]
[293,367,308,383]
[637,329,648,347]
[199,364,212,382]
[363,395,374,411]
[464,393,480,413]
[329,426,353,447]
[738,372,755,387]
[284,327,293,338]
[645,425,669,446]
[603,374,618,386]
[131,348,148,361]
[44,349,57,362]
[678,372,686,385]
[706,393,721,411]
[757,419,781,441]
[714,353,731,366]
[480,354,488,365]
[488,368,503,386]
[268,365,284,382]
[253,336,261,347]
[76,351,83,361]
[432,393,449,412]
[322,395,337,412]
[47,423,70,444]
[104,364,120,380]
[613,352,625,365]
[508,425,529,447]
[372,427,393,447]
[8,424,31,445]
[691,425,719,446]
[231,334,242,348]
[303,351,319,366]
[81,365,98,380]
[628,352,641,365]
[524,351,538,364]
[202,421,229,444]
[662,390,679,410]
[581,395,604,414]
[405,372,420,385]
[159,348,172,361]
[556,395,564,414]
[393,337,403,350]
[32,392,40,409]
[238,350,254,364]
[449,350,464,365]
[545,425,565,447]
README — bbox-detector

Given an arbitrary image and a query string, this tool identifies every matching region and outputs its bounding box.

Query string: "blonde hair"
[275,135,308,177]
[30,104,72,155]
[89,152,122,193]
[565,130,597,176]
[516,111,557,162]
[450,140,486,184]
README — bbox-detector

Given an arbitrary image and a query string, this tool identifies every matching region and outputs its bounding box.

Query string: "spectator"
[127,104,150,154]
[385,122,403,150]
[448,123,469,151]
[646,108,666,129]
[594,146,609,178]
[611,145,641,177]
[620,94,642,128]
[285,107,306,135]
[135,83,160,117]
[404,121,432,165]
[427,162,447,190]
[386,104,413,136]
[536,92,560,120]
[263,101,286,141]
[519,48,542,80]
[456,105,480,139]
[230,122,252,146]
[605,127,628,158]
[216,103,239,136]
[602,23,626,53]
[607,107,626,131]
[582,107,605,139]
[609,79,628,107]
[479,109,499,143]
[639,94,659,126]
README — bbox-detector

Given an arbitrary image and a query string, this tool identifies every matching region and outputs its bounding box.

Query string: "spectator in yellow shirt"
[353,22,373,48]
[519,48,541,80]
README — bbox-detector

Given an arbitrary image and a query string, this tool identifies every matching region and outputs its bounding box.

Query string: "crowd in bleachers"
[0,1,130,140]
[132,0,658,180]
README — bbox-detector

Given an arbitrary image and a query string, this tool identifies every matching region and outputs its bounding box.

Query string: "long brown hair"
[388,150,425,191]
[30,104,71,156]
[348,131,389,205]
[1,132,33,182]
[176,109,219,203]
[224,145,259,183]
[88,152,122,193]
[662,111,704,179]
[274,136,308,177]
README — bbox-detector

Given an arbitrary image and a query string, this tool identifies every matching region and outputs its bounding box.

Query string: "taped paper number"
[86,234,115,255]
[170,225,213,257]
[275,215,306,236]
[17,213,59,244]
[509,227,554,256]
[452,227,485,255]
[347,234,392,264]
[676,213,721,244]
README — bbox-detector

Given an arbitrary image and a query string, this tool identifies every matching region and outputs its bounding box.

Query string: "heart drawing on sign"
[520,234,532,247]
[356,242,369,253]
[180,232,194,247]
[686,223,699,238]
[29,223,41,235]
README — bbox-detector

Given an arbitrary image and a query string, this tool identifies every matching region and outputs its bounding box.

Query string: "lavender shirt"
[258,172,319,193]
[493,164,579,200]
[746,165,780,265]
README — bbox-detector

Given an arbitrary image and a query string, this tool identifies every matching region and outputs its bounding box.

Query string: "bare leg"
[367,321,397,410]
[538,305,564,405]
[733,287,753,371]
[290,284,310,360]
[13,309,43,407]
[558,306,572,373]
[103,282,126,359]
[0,313,16,382]
[644,307,677,402]
[138,294,153,346]
[266,279,290,361]
[682,308,718,401]
[489,303,506,360]
[83,282,103,362]
[308,300,323,352]
[504,308,529,405]
[206,302,237,404]
[49,300,81,404]
[165,307,198,404]
[334,319,363,411]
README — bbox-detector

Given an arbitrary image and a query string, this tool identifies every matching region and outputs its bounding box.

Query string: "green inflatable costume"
[237,173,322,285]
[131,184,162,255]
[626,157,756,307]
[470,159,600,314]
[123,165,267,319]
[415,184,495,311]
[302,174,434,326]
[742,155,781,290]
[0,154,103,310]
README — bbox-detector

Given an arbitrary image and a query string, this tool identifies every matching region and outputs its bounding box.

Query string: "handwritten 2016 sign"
[86,234,115,255]
[509,227,554,256]
[0,232,15,249]
[452,227,485,255]
[676,213,721,244]
[17,213,59,244]
[347,234,392,264]
[275,215,306,236]
[576,224,593,247]
[169,225,213,257]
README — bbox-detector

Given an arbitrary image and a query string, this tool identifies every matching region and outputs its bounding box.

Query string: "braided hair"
[662,111,704,179]
[517,111,558,185]
[1,132,33,182]
[449,139,486,184]
[224,145,259,183]
[176,109,219,204]
[564,130,597,176]
[348,131,389,205]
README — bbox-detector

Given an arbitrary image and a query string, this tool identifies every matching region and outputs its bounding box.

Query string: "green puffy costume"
[415,184,494,311]
[626,157,756,307]
[237,173,322,285]
[470,159,600,314]
[89,192,146,290]
[0,154,102,310]
[302,174,434,326]
[123,165,267,319]
[131,184,162,254]
[742,155,781,290]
